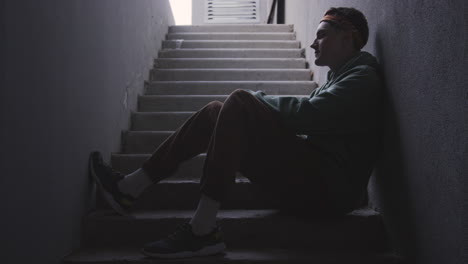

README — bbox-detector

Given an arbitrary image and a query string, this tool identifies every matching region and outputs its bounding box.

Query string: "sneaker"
[89,151,136,216]
[141,223,226,259]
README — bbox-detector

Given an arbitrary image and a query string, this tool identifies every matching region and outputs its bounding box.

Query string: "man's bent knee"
[205,100,223,111]
[226,89,260,106]
[230,89,252,98]
[201,101,223,121]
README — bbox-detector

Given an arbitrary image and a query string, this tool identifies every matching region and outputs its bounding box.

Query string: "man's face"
[310,22,347,69]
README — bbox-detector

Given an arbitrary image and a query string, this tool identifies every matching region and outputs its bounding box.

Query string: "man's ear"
[342,30,355,48]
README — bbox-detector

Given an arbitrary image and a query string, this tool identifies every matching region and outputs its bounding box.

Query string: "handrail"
[267,0,278,24]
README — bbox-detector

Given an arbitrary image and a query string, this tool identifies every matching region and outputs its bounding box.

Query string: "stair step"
[167,32,296,41]
[122,131,172,153]
[138,95,305,112]
[146,81,318,95]
[168,24,294,33]
[111,154,249,184]
[138,95,226,112]
[81,208,386,250]
[111,154,250,180]
[158,48,304,58]
[150,69,312,81]
[162,40,300,49]
[154,58,307,69]
[111,153,202,176]
[131,112,193,131]
[64,247,404,264]
[96,178,276,211]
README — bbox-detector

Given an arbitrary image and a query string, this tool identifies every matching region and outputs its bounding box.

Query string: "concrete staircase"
[63,24,403,264]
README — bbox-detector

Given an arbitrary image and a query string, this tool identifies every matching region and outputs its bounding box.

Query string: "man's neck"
[329,50,360,72]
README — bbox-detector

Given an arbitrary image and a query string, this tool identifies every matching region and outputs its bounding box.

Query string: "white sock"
[189,194,221,236]
[117,168,153,198]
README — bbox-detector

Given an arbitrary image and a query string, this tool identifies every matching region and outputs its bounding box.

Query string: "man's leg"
[141,89,297,258]
[118,101,225,202]
[198,89,284,202]
[187,89,334,237]
[89,101,224,215]
[140,101,224,183]
[198,89,336,217]
[141,89,337,258]
[135,89,283,237]
[189,89,287,236]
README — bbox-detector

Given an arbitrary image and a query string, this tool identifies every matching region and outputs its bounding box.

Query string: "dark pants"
[142,89,338,216]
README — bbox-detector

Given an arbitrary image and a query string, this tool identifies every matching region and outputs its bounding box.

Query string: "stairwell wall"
[0,1,174,263]
[284,1,467,264]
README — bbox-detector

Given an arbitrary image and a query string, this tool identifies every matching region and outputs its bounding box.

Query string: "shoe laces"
[168,223,193,240]
[101,160,124,180]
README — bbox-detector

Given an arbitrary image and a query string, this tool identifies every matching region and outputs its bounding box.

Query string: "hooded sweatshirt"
[247,51,384,212]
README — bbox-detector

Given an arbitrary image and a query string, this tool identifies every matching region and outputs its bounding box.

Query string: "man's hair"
[323,7,369,50]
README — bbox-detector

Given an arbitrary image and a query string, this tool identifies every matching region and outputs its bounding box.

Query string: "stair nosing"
[124,130,174,133]
[88,207,379,220]
[154,58,307,61]
[139,95,307,98]
[151,69,311,72]
[132,111,196,114]
[111,152,203,156]
[64,246,400,263]
[163,40,300,43]
[167,32,296,35]
[148,80,317,83]
[160,48,302,51]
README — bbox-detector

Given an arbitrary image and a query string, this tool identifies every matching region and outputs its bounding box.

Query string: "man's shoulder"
[338,62,383,86]
[345,63,379,75]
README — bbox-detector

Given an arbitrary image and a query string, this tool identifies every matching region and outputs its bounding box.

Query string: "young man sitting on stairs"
[89,7,383,259]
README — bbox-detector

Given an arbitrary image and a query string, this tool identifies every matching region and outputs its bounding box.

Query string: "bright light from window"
[169,0,192,25]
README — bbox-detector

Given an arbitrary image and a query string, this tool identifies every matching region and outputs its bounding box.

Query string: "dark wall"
[0,1,174,263]
[0,0,4,108]
[285,0,468,263]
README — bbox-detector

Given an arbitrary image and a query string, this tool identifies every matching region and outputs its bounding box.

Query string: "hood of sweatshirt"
[325,51,381,87]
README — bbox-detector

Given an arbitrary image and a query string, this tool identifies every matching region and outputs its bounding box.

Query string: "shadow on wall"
[369,29,419,260]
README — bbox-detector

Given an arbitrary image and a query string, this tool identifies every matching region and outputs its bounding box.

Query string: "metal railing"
[267,0,284,24]
[205,0,260,24]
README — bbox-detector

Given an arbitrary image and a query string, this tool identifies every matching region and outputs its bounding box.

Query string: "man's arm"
[248,66,382,135]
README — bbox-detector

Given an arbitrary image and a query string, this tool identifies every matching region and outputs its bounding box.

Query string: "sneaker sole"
[89,154,133,217]
[140,242,226,259]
